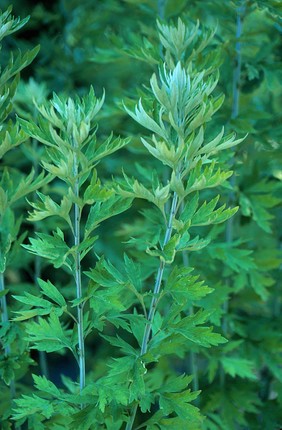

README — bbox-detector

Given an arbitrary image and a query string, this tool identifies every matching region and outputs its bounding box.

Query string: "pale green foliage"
[19,88,128,187]
[118,16,243,430]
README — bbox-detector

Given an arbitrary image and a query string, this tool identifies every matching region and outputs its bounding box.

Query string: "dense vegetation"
[0,1,281,429]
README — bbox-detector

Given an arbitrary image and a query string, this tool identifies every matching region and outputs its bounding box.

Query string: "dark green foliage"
[0,1,281,429]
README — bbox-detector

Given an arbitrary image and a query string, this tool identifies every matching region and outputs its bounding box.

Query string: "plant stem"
[141,191,178,356]
[32,138,49,378]
[157,0,166,19]
[157,0,166,60]
[0,273,10,356]
[126,191,178,430]
[231,1,244,121]
[182,249,199,402]
[73,145,85,397]
[0,272,16,401]
[221,0,245,388]
[34,257,49,378]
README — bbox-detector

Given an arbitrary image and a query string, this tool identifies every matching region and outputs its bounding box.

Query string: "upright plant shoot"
[121,32,244,428]
[16,88,130,399]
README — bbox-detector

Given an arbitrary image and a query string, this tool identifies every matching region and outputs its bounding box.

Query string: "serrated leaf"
[13,394,54,421]
[37,278,66,307]
[177,234,210,252]
[192,195,238,226]
[129,358,147,403]
[27,191,72,226]
[84,195,132,238]
[22,228,71,269]
[209,243,256,272]
[25,312,73,353]
[147,234,180,263]
[13,292,52,309]
[13,308,52,322]
[101,334,137,356]
[83,171,113,204]
[118,174,170,213]
[33,374,61,397]
[220,357,257,380]
[165,266,213,303]
[170,312,227,348]
[0,355,20,385]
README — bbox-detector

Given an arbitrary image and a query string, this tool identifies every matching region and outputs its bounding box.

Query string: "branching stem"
[126,191,178,430]
[73,144,86,398]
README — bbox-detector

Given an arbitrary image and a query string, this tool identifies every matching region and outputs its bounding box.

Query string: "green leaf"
[209,243,256,272]
[86,257,130,316]
[0,288,9,299]
[25,312,73,353]
[220,357,257,380]
[84,195,132,238]
[101,334,137,356]
[107,356,135,378]
[0,355,20,385]
[177,232,210,252]
[118,174,170,214]
[184,161,233,194]
[165,266,213,304]
[157,377,202,423]
[22,228,72,269]
[27,191,72,226]
[124,254,142,292]
[85,256,126,287]
[141,136,183,169]
[33,374,61,397]
[89,135,130,164]
[124,99,167,140]
[249,270,273,300]
[192,196,238,226]
[37,278,66,307]
[159,392,202,421]
[13,394,54,421]
[170,311,227,347]
[83,170,113,204]
[13,308,52,322]
[146,234,180,263]
[73,235,98,261]
[179,192,199,224]
[13,292,52,309]
[129,358,147,403]
[9,170,52,206]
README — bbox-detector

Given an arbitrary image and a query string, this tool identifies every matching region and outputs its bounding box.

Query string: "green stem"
[157,0,166,19]
[231,1,244,121]
[221,0,245,387]
[0,273,10,356]
[73,145,85,398]
[0,273,16,401]
[32,137,49,379]
[157,0,166,60]
[126,191,178,430]
[182,250,199,402]
[34,259,49,378]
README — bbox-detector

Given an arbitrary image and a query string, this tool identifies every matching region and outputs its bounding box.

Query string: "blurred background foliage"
[1,0,282,428]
